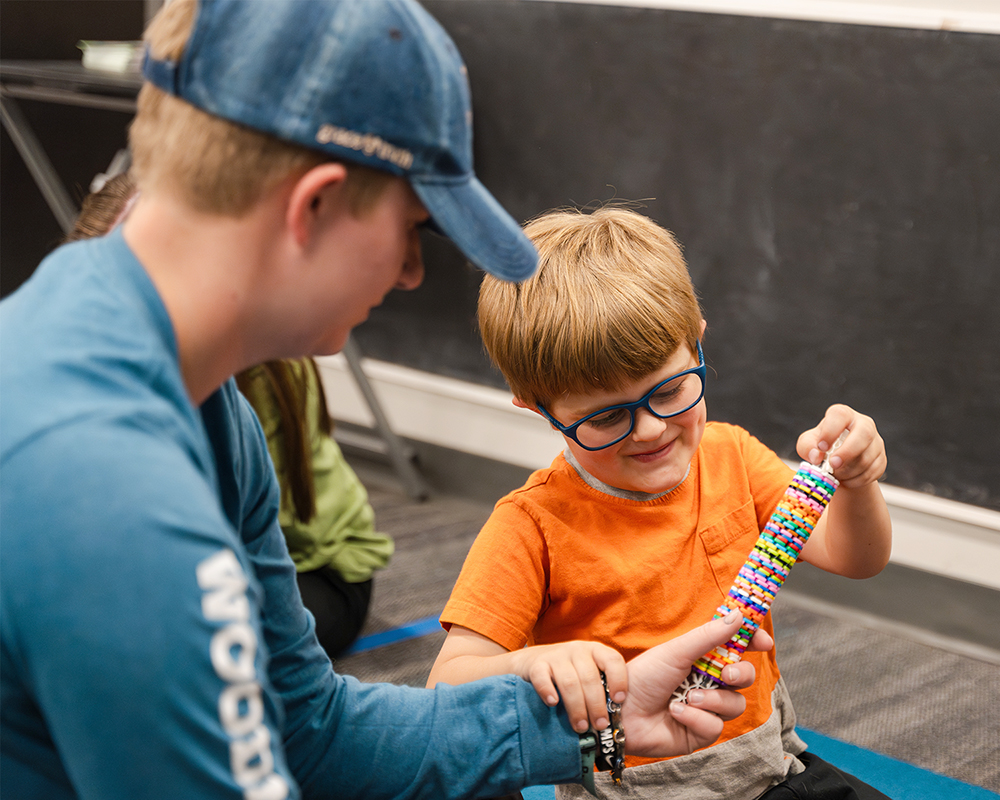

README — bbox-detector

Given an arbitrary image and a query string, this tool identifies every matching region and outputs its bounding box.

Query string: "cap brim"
[411,176,538,282]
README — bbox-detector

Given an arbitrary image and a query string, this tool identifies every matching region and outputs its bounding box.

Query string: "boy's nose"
[631,407,667,441]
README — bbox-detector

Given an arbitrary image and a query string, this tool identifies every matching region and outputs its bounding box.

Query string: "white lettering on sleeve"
[219,682,265,738]
[210,622,258,683]
[197,549,289,800]
[244,775,293,800]
[231,725,277,788]
[197,548,251,622]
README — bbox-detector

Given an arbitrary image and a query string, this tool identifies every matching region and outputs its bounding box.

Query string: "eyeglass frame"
[536,340,706,452]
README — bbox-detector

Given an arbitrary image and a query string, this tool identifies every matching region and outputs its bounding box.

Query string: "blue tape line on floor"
[343,614,441,655]
[797,728,999,799]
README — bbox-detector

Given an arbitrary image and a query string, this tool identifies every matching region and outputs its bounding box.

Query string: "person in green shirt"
[237,359,393,658]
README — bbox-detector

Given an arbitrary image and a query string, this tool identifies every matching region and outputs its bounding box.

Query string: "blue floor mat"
[522,787,556,800]
[521,727,998,800]
[797,728,998,800]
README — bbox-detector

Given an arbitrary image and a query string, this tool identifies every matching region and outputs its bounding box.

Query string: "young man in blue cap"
[0,1,771,797]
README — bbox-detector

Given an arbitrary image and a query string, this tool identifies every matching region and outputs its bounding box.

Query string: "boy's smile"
[545,344,707,495]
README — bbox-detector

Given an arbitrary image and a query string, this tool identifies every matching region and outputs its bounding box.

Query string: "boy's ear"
[287,162,350,248]
[512,396,542,416]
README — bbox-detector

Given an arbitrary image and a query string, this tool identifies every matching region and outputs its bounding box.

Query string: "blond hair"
[129,0,393,216]
[478,207,702,407]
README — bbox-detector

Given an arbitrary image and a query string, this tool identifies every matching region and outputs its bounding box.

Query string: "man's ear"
[286,162,350,249]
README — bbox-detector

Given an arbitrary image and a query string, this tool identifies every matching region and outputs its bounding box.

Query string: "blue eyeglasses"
[537,341,706,451]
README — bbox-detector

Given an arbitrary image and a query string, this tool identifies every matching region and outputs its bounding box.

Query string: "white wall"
[528,0,1000,34]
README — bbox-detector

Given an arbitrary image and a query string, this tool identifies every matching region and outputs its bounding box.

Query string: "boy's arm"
[797,404,893,578]
[428,625,627,733]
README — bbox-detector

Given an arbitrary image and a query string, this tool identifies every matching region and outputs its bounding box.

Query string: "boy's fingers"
[840,431,886,486]
[534,643,628,732]
[585,679,610,731]
[798,426,830,465]
[527,666,560,707]
[594,649,628,706]
[547,663,590,732]
[812,411,885,487]
[570,657,610,730]
[799,404,855,465]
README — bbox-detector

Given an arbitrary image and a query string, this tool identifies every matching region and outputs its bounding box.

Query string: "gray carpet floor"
[774,597,999,791]
[334,455,1000,794]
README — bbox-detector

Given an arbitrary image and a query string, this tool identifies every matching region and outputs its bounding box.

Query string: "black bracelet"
[577,672,626,794]
[595,672,625,784]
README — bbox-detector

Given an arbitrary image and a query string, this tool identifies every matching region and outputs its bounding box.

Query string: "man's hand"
[621,611,773,757]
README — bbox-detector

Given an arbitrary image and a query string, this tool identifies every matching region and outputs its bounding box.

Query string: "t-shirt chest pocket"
[698,500,762,594]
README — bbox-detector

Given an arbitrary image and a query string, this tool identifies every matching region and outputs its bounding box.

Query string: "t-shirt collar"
[563,447,690,501]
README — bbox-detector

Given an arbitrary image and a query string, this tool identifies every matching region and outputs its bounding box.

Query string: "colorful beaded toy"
[672,445,842,703]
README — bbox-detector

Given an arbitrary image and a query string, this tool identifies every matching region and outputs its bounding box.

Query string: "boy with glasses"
[429,207,893,799]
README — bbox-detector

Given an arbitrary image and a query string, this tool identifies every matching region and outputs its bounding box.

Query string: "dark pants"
[759,752,893,800]
[296,566,372,659]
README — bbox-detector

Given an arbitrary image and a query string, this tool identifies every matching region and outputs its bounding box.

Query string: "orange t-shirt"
[440,422,794,767]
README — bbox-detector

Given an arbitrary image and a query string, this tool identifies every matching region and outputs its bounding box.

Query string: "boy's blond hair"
[478,207,702,408]
[129,0,393,217]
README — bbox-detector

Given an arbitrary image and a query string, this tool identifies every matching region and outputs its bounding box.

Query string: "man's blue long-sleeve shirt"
[0,230,582,799]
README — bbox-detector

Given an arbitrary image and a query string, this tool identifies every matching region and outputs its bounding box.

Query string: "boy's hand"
[621,612,773,757]
[797,403,886,489]
[512,640,627,733]
[796,404,892,578]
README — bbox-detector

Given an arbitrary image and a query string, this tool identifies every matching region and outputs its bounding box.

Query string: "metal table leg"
[341,337,429,500]
[0,92,78,233]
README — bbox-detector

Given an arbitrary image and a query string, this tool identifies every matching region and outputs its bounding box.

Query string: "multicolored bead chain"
[672,457,839,703]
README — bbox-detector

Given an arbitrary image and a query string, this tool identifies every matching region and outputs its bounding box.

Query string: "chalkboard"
[1,1,996,510]
[354,0,1000,511]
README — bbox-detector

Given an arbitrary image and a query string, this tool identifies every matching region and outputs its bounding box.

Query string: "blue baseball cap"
[142,0,537,282]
